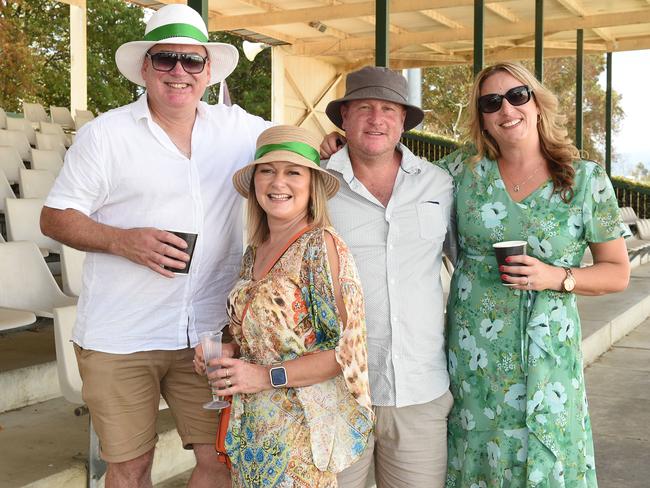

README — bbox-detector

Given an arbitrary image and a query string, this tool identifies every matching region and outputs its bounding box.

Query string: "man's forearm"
[40,206,123,254]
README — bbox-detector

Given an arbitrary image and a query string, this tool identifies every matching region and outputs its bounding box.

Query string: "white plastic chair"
[0,129,32,162]
[0,145,27,184]
[0,307,37,332]
[0,108,7,129]
[5,198,62,256]
[0,170,16,216]
[35,133,66,159]
[50,106,75,131]
[31,149,64,176]
[40,121,72,148]
[19,169,55,199]
[7,117,36,146]
[23,102,49,126]
[75,110,95,131]
[53,305,83,404]
[61,245,85,297]
[0,241,76,317]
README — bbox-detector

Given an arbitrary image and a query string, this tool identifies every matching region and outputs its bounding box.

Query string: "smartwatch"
[561,267,576,292]
[269,364,288,388]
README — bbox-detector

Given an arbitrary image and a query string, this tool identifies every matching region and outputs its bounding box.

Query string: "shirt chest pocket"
[416,201,447,241]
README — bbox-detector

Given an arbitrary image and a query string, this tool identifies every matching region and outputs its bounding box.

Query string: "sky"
[599,49,650,176]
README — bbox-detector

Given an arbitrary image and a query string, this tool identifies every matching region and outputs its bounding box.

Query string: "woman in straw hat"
[206,125,373,487]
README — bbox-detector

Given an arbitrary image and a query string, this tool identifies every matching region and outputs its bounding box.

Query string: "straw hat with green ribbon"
[232,125,340,199]
[115,4,239,87]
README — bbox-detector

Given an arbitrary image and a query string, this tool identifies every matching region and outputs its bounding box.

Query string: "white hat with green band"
[115,4,239,87]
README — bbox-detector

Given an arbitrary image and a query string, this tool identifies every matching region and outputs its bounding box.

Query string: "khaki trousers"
[337,390,453,488]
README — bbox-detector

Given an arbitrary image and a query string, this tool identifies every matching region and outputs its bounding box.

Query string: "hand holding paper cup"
[163,231,198,274]
[493,240,527,286]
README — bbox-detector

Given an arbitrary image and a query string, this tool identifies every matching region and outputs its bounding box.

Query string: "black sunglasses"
[146,51,208,74]
[477,85,533,113]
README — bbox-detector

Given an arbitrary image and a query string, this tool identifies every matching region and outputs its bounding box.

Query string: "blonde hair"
[466,62,580,201]
[246,168,332,247]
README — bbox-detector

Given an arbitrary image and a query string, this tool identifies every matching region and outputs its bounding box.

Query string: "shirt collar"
[327,142,424,183]
[130,92,208,122]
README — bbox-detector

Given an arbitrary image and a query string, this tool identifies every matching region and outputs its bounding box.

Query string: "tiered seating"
[35,133,66,159]
[0,129,32,162]
[0,241,76,318]
[7,117,36,146]
[19,169,55,199]
[5,198,62,256]
[75,109,95,130]
[0,146,26,184]
[32,149,64,176]
[50,106,75,131]
[23,102,49,127]
[40,121,72,148]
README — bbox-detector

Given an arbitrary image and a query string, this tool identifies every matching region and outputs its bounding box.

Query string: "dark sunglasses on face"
[146,51,208,74]
[477,85,533,113]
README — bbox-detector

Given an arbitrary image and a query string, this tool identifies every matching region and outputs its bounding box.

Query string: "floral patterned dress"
[438,151,629,488]
[225,226,374,488]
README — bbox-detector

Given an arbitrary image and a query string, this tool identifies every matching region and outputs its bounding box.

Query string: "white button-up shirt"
[45,94,269,354]
[325,144,453,407]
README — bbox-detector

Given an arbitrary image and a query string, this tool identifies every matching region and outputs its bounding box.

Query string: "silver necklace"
[502,163,544,192]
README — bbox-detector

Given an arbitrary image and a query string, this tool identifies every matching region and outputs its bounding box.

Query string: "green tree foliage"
[0,0,69,111]
[86,0,144,114]
[0,0,144,115]
[205,32,271,119]
[421,55,624,164]
[0,2,40,111]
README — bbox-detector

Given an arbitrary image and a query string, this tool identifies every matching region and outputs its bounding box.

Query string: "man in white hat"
[41,4,270,486]
[322,66,455,488]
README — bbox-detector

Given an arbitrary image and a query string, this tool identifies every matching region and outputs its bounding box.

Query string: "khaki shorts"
[337,390,454,488]
[74,345,218,463]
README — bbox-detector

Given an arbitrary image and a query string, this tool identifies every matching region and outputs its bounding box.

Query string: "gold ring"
[225,378,232,388]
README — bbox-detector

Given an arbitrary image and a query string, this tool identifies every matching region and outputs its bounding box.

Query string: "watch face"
[564,277,576,292]
[270,366,287,387]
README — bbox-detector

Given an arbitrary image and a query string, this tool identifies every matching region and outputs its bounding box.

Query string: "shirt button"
[389,244,394,250]
[392,315,398,322]
[390,278,395,285]
[394,354,400,360]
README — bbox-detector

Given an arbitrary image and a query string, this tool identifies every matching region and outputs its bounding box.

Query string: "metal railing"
[612,177,650,219]
[400,132,458,162]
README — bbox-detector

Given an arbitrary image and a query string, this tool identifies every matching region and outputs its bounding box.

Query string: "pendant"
[513,185,520,192]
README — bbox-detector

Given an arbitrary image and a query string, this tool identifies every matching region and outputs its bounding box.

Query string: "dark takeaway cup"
[163,231,198,274]
[493,240,527,286]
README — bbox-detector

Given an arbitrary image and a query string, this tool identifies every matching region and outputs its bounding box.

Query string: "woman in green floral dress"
[439,63,630,487]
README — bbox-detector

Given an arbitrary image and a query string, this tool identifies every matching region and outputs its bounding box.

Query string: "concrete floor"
[586,318,650,488]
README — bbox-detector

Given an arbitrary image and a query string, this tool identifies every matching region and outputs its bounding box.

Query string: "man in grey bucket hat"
[323,66,456,487]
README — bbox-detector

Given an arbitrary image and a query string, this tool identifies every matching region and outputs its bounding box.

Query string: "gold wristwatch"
[561,267,576,292]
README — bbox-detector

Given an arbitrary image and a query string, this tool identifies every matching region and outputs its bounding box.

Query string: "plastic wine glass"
[200,331,230,410]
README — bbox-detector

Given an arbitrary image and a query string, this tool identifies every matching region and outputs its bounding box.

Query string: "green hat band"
[255,142,321,166]
[144,23,208,43]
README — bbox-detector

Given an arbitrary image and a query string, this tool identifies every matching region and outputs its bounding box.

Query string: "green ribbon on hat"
[255,142,321,166]
[144,23,208,43]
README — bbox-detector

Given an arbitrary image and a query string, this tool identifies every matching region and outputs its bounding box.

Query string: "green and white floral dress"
[438,151,629,488]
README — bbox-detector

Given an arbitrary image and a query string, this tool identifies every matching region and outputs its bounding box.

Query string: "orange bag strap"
[215,399,233,469]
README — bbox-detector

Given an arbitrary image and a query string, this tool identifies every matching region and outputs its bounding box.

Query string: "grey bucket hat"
[325,66,425,131]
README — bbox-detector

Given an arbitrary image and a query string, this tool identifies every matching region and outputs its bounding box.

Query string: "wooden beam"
[555,0,586,17]
[210,0,498,31]
[420,10,464,29]
[486,3,519,23]
[289,7,650,56]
